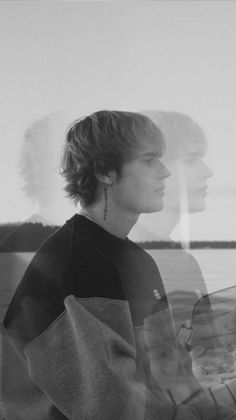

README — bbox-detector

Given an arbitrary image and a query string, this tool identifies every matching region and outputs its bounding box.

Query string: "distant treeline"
[138,241,236,249]
[0,223,59,252]
[0,223,236,251]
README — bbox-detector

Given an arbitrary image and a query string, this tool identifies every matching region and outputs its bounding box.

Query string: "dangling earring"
[104,186,108,221]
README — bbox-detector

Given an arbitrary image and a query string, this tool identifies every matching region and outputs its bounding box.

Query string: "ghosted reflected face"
[183,150,213,212]
[20,112,74,225]
[163,145,213,214]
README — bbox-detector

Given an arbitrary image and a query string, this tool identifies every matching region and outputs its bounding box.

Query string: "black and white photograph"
[1,1,236,419]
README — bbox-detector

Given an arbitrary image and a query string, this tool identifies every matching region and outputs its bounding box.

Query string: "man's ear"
[95,172,114,186]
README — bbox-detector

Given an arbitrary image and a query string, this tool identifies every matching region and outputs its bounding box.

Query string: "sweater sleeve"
[1,295,169,420]
[2,295,236,420]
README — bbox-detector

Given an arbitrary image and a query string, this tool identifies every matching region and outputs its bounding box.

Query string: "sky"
[0,0,236,240]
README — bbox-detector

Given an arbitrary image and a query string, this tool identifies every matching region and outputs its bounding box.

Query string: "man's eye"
[185,158,196,164]
[143,159,154,165]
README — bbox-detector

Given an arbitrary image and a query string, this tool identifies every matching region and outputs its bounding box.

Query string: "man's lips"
[155,187,165,194]
[193,186,208,194]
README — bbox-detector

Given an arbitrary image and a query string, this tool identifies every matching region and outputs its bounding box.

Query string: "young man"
[1,111,235,420]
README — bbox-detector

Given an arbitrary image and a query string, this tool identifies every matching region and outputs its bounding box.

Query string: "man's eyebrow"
[185,151,204,158]
[138,151,160,158]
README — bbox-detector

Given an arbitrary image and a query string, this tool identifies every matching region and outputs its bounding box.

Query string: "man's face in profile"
[110,140,170,217]
[162,144,212,214]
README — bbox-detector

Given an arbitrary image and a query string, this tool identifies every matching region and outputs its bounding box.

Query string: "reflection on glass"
[191,286,236,408]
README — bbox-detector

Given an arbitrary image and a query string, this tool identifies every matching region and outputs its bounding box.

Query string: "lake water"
[149,249,236,294]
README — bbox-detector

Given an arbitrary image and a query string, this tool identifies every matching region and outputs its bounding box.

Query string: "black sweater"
[2,215,234,420]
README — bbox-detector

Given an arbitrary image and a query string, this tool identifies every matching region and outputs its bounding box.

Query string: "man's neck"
[80,203,138,239]
[136,209,180,241]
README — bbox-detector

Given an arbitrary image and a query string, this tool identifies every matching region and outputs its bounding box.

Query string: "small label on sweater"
[153,289,161,300]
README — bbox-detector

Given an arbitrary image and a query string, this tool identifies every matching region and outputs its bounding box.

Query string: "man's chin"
[188,201,206,213]
[146,201,164,213]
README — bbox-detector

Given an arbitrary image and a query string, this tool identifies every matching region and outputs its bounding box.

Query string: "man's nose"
[161,161,171,178]
[202,161,213,178]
